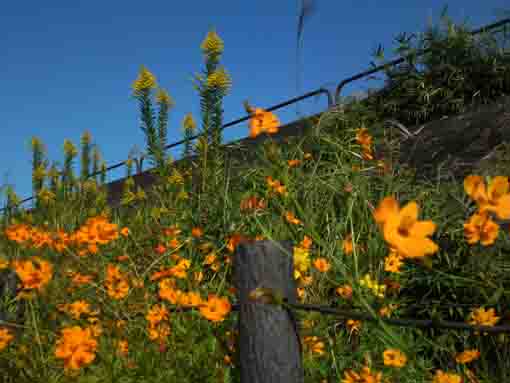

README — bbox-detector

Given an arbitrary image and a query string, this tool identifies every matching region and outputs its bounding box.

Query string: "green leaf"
[487,286,504,305]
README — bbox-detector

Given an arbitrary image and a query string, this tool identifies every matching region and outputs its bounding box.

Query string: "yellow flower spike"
[155,87,174,107]
[200,29,224,56]
[32,164,46,181]
[63,139,78,157]
[132,65,157,95]
[206,67,232,92]
[182,113,196,132]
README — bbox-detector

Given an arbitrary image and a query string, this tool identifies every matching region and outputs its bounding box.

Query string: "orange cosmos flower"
[199,294,231,322]
[12,257,53,292]
[313,257,331,272]
[248,108,280,138]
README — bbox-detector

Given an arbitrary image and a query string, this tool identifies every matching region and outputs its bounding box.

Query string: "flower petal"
[408,220,436,238]
[398,236,439,258]
[373,196,400,226]
[488,176,510,201]
[464,175,488,205]
[494,194,510,220]
[398,201,419,223]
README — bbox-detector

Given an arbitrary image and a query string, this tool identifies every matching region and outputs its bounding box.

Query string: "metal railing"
[334,17,510,104]
[0,89,333,213]
[1,17,509,214]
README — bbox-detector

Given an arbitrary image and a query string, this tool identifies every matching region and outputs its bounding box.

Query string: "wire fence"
[1,17,509,215]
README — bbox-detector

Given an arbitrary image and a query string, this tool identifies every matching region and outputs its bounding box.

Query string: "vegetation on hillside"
[0,9,510,383]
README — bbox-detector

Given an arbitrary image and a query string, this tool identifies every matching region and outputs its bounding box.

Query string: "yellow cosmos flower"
[355,127,373,147]
[384,249,404,273]
[467,307,500,330]
[303,336,325,356]
[54,326,98,371]
[313,257,331,272]
[455,348,480,364]
[374,196,439,259]
[13,257,53,292]
[146,304,169,326]
[199,294,231,322]
[293,246,311,279]
[432,370,462,383]
[463,211,499,246]
[342,233,354,255]
[336,284,353,300]
[342,365,382,383]
[68,300,92,320]
[383,349,407,368]
[464,175,510,220]
[0,328,14,351]
[285,211,302,225]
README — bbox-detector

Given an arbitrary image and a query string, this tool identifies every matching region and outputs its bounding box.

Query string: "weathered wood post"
[233,240,304,383]
[0,268,25,334]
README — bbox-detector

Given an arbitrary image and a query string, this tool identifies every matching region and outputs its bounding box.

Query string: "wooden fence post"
[233,240,304,383]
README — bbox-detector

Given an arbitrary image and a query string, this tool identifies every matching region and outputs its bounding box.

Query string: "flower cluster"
[359,273,386,299]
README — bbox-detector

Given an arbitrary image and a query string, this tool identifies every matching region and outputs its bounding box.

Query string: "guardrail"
[333,17,510,105]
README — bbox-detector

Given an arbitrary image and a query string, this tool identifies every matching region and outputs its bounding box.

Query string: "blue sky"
[1,1,509,208]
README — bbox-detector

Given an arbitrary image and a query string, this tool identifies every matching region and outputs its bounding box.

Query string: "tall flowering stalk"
[3,185,20,221]
[132,65,174,171]
[30,137,48,204]
[47,162,61,196]
[62,139,78,196]
[99,161,107,186]
[192,28,232,197]
[91,145,101,183]
[156,88,174,162]
[182,113,196,160]
[80,131,92,182]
